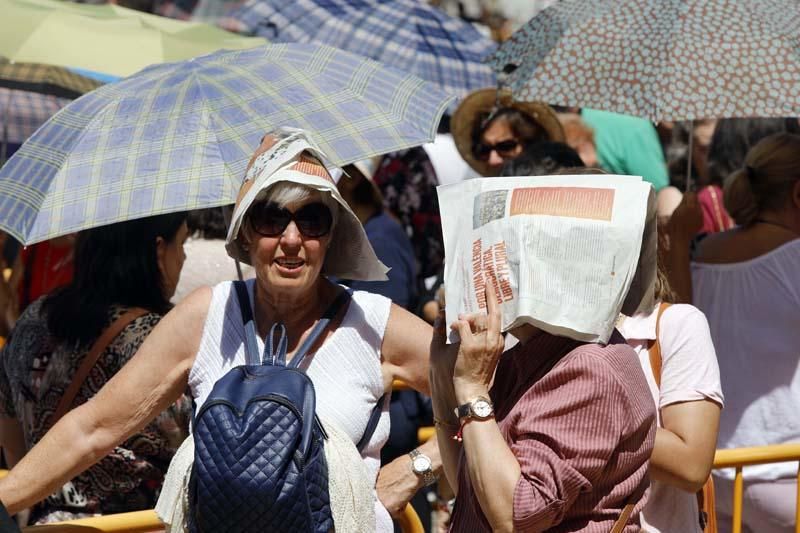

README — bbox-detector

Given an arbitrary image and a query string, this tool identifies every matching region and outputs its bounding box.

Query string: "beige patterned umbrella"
[489,0,800,122]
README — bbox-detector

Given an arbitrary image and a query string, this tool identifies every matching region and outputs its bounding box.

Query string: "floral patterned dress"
[372,146,444,282]
[0,299,191,524]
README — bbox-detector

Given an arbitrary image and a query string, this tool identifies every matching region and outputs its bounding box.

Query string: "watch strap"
[454,396,493,421]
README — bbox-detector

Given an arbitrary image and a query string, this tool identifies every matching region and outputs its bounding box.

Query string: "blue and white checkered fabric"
[224,0,497,98]
[0,88,70,145]
[0,43,453,244]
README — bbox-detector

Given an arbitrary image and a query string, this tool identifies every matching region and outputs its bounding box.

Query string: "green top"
[581,109,669,191]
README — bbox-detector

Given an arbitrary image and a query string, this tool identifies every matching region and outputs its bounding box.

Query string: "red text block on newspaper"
[510,187,615,221]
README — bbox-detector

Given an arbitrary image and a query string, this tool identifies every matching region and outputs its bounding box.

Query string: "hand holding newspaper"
[438,174,656,344]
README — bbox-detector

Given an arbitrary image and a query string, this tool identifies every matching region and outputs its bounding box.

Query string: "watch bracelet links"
[409,449,438,487]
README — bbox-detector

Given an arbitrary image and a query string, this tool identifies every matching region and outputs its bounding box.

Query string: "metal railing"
[18,504,424,532]
[416,423,800,533]
[713,443,800,533]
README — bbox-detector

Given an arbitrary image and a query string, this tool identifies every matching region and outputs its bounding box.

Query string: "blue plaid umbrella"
[222,0,497,98]
[0,43,454,245]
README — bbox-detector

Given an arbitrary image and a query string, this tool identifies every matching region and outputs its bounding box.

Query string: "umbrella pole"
[235,260,244,282]
[685,120,695,192]
[222,204,244,281]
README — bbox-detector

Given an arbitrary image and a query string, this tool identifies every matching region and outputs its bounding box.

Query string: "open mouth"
[274,257,305,271]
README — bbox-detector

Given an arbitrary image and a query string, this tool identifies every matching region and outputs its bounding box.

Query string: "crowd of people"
[0,3,798,533]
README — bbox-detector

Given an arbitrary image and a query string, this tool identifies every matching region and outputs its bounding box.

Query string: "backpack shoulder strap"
[234,280,261,366]
[49,307,148,428]
[648,302,672,388]
[357,394,386,453]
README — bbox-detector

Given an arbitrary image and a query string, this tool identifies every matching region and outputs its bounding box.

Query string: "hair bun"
[724,168,759,226]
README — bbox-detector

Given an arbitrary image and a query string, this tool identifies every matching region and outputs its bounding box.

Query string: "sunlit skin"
[240,192,337,344]
[481,117,523,168]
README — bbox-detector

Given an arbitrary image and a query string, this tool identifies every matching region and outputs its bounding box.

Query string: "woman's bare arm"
[650,400,721,493]
[0,287,211,513]
[381,303,433,395]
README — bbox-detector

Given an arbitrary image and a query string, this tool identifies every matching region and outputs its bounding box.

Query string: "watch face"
[412,455,432,473]
[473,399,493,418]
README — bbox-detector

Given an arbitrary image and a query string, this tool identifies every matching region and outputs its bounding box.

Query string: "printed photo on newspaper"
[438,174,656,344]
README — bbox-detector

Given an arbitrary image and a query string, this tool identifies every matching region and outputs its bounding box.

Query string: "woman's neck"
[252,279,333,341]
[753,209,800,236]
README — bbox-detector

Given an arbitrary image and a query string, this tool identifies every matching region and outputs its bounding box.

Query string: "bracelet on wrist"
[434,417,459,431]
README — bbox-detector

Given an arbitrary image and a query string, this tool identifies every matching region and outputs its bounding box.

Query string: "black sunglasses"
[473,139,520,161]
[249,202,333,238]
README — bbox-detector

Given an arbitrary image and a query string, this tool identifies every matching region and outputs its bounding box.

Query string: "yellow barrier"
[23,510,161,532]
[20,504,424,532]
[392,379,410,391]
[714,443,800,533]
[410,432,800,533]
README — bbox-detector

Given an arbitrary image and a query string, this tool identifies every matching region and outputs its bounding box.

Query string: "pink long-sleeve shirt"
[450,331,656,532]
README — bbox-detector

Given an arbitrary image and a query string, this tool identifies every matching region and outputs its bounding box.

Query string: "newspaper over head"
[439,174,657,344]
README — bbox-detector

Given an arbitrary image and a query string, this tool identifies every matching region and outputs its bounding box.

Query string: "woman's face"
[479,117,523,169]
[246,192,332,298]
[157,221,189,300]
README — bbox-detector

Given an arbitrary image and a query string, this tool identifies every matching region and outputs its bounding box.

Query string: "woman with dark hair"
[0,212,191,525]
[450,88,565,177]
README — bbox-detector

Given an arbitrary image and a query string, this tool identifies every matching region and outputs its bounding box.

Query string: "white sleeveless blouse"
[189,280,393,532]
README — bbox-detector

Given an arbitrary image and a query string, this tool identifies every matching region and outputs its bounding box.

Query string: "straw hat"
[226,129,389,282]
[451,88,565,177]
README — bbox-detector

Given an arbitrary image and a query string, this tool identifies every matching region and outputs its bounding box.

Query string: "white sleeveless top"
[189,280,394,532]
[693,240,800,481]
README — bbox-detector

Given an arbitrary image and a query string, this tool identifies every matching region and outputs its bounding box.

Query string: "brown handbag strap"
[647,302,672,388]
[49,307,148,427]
[610,502,635,533]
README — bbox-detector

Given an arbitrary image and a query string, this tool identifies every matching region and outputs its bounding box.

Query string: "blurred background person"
[669,132,800,533]
[451,88,565,177]
[558,112,598,168]
[581,109,669,192]
[500,140,585,177]
[338,158,417,310]
[0,212,192,525]
[1,236,76,337]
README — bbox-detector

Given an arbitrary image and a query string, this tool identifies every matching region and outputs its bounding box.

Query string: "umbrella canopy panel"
[0,62,102,99]
[0,0,267,77]
[225,0,497,98]
[0,88,70,160]
[489,0,800,121]
[0,43,454,245]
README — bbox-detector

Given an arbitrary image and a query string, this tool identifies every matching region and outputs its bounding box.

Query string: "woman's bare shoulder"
[693,231,738,263]
[694,228,797,264]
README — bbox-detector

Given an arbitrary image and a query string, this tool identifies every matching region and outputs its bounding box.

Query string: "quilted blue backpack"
[189,281,384,532]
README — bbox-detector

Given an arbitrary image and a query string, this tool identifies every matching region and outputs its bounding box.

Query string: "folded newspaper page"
[439,174,656,344]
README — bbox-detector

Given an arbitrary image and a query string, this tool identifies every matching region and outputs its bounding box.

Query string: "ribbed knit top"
[189,280,393,532]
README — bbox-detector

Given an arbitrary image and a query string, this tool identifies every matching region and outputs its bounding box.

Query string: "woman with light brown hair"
[617,257,723,532]
[668,132,800,533]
